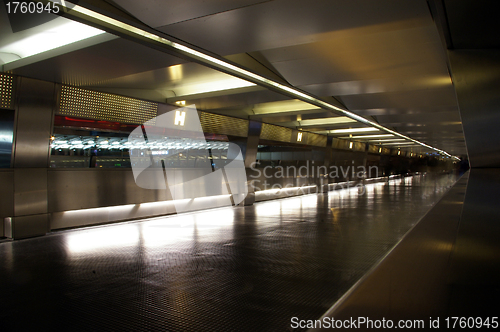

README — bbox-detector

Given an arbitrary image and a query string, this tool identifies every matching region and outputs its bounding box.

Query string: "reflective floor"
[0,174,459,332]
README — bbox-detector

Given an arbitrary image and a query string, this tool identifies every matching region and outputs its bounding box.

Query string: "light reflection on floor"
[0,173,459,332]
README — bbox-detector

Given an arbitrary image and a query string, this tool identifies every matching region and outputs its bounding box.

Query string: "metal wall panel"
[353,142,366,152]
[0,170,14,236]
[13,168,47,216]
[47,168,229,213]
[449,50,500,167]
[332,138,349,150]
[12,214,48,239]
[244,120,261,168]
[58,85,158,124]
[13,78,55,168]
[307,133,327,147]
[260,123,292,142]
[0,109,15,168]
[0,74,14,109]
[47,169,170,212]
[199,111,249,137]
[368,144,379,154]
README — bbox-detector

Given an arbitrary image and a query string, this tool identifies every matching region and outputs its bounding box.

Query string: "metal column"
[7,77,55,239]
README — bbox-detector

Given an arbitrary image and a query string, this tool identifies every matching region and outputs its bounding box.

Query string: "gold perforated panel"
[354,142,366,152]
[58,86,158,124]
[368,144,380,154]
[332,138,349,150]
[260,123,292,142]
[306,133,327,147]
[199,112,249,137]
[0,74,13,109]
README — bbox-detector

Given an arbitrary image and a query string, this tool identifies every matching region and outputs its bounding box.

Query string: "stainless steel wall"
[449,50,500,167]
[47,169,169,212]
[13,77,54,168]
[0,170,14,236]
[9,78,55,239]
[4,75,420,238]
[47,168,235,229]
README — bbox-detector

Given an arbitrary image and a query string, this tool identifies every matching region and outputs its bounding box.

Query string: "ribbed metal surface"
[0,74,13,109]
[260,123,292,142]
[58,86,158,124]
[306,133,327,147]
[199,112,248,137]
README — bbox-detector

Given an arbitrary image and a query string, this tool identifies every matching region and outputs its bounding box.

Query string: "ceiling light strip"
[49,0,458,159]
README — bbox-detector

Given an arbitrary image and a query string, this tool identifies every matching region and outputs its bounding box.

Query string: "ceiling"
[0,0,472,156]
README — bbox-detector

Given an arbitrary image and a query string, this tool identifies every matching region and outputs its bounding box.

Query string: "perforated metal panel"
[199,112,248,137]
[332,138,349,150]
[354,142,366,152]
[306,133,327,147]
[58,86,158,124]
[368,144,379,154]
[260,123,291,142]
[0,74,14,109]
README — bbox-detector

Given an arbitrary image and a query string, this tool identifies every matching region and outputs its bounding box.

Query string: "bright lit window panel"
[58,86,158,124]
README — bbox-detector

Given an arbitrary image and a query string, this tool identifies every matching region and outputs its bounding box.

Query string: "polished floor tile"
[0,174,459,331]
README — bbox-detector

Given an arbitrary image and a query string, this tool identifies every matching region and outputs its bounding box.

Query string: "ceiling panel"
[1,0,470,157]
[110,0,271,28]
[259,25,448,87]
[159,0,430,56]
[338,86,458,110]
[9,38,186,87]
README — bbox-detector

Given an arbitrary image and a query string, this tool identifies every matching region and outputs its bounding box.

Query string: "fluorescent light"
[344,134,394,139]
[299,117,357,126]
[368,139,405,142]
[253,99,320,114]
[172,78,255,97]
[382,142,417,145]
[329,127,379,134]
[349,142,353,149]
[0,19,105,62]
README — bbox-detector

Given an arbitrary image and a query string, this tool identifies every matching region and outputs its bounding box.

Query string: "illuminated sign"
[174,110,186,126]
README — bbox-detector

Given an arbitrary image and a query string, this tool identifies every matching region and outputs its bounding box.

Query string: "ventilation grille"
[199,112,248,137]
[306,133,327,147]
[0,74,13,109]
[58,86,158,124]
[260,123,292,142]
